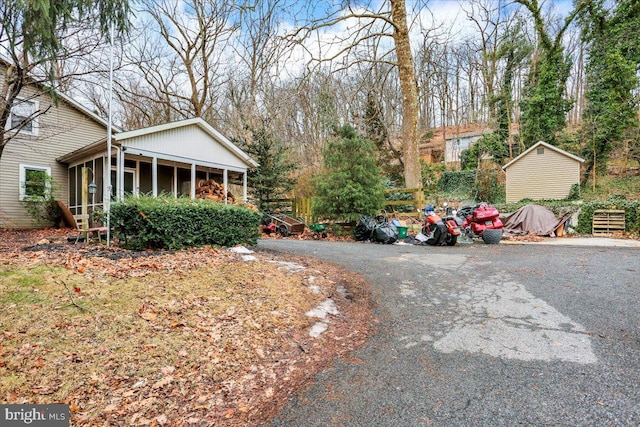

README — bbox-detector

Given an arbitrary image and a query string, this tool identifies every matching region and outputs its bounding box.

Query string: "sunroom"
[56,118,258,216]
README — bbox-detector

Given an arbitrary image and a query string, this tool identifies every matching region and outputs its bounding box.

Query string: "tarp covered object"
[502,204,571,237]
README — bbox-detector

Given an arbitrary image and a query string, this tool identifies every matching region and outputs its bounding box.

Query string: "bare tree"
[288,0,427,190]
[226,1,290,131]
[116,0,240,129]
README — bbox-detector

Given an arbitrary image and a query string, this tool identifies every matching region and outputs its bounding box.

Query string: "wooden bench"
[592,209,625,236]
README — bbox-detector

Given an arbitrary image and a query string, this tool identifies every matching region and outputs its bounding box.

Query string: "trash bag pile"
[354,215,398,244]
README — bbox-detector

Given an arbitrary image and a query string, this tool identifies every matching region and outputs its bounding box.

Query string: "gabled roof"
[56,91,119,131]
[502,141,584,170]
[113,118,258,168]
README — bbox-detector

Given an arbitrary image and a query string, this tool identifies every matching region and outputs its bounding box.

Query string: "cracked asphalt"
[257,240,640,426]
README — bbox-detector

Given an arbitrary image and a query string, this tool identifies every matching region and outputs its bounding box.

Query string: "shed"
[502,141,584,203]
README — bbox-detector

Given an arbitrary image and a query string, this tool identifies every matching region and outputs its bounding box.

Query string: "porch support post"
[120,152,125,200]
[190,163,196,199]
[243,171,248,203]
[223,169,228,204]
[173,166,177,198]
[116,147,123,201]
[152,157,158,197]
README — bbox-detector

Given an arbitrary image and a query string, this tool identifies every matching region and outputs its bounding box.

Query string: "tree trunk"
[390,0,421,191]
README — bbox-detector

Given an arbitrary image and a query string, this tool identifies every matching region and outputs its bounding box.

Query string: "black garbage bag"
[425,222,448,246]
[373,222,398,244]
[354,216,376,241]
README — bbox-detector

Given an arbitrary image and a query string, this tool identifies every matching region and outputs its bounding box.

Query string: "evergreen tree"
[312,125,385,221]
[242,127,297,210]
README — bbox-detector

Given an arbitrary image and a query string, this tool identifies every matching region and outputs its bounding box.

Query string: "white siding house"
[1,71,257,229]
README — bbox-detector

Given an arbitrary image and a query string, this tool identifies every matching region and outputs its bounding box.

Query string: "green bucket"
[397,226,408,239]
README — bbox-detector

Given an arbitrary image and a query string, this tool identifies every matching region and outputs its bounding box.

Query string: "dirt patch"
[0,228,374,426]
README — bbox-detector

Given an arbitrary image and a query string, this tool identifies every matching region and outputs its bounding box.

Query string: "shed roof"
[502,141,584,170]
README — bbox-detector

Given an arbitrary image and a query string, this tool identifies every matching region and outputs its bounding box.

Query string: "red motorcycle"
[456,203,503,244]
[421,205,461,246]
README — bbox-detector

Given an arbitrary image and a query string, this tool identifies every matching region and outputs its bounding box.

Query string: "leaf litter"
[0,228,374,426]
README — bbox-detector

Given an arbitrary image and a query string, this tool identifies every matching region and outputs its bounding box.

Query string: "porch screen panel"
[196,170,207,185]
[139,162,152,195]
[69,167,77,208]
[76,166,83,207]
[177,168,191,197]
[94,158,103,203]
[157,165,173,196]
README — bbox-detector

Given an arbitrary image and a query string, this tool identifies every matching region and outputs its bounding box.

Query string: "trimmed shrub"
[110,196,261,250]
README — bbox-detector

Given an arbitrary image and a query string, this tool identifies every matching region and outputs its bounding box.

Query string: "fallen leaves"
[0,228,374,427]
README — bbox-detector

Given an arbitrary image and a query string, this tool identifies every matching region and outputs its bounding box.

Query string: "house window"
[8,99,39,135]
[19,164,51,201]
[537,147,544,155]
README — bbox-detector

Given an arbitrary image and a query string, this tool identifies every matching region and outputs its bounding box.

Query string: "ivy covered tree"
[242,127,297,210]
[487,22,531,159]
[516,0,586,147]
[312,124,385,221]
[363,91,403,184]
[579,0,640,183]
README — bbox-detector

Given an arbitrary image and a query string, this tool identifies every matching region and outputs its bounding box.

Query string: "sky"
[275,0,576,76]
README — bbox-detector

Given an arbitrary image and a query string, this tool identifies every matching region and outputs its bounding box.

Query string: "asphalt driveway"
[257,239,640,426]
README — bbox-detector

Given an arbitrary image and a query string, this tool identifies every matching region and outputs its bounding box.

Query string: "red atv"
[456,203,503,244]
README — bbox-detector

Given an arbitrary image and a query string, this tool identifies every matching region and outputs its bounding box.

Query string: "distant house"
[502,141,584,203]
[419,123,491,166]
[444,130,486,164]
[0,77,257,228]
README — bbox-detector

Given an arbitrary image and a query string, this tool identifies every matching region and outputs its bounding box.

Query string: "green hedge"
[438,169,505,203]
[110,196,261,250]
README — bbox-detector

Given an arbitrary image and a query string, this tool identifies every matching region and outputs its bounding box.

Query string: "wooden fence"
[277,187,429,224]
[292,197,314,224]
[382,187,428,219]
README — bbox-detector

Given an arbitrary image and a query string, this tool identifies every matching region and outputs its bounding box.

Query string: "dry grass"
[0,229,373,426]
